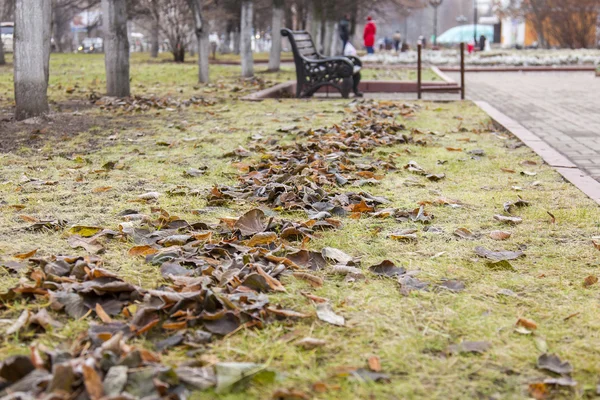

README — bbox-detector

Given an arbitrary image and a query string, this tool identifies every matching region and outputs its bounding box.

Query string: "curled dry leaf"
[331,265,364,278]
[583,275,598,288]
[537,353,573,375]
[474,246,525,261]
[246,232,277,247]
[321,247,353,265]
[138,192,160,200]
[516,317,537,331]
[315,303,345,326]
[293,272,323,287]
[367,355,381,372]
[234,208,267,236]
[454,228,475,240]
[368,260,405,277]
[13,249,38,260]
[490,230,511,241]
[128,245,158,257]
[296,337,327,349]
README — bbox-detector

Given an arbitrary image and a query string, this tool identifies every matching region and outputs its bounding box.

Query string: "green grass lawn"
[0,53,598,399]
[0,52,439,111]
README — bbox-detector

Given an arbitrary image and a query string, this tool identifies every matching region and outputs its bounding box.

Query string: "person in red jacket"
[363,16,376,54]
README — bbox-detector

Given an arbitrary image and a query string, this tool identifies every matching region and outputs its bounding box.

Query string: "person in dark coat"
[363,16,376,54]
[479,34,486,51]
[339,14,351,54]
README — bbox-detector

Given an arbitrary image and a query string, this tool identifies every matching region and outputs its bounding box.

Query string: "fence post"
[460,42,465,100]
[417,44,422,100]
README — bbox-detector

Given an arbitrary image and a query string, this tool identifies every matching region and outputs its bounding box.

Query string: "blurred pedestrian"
[392,30,401,52]
[363,16,376,54]
[479,34,486,51]
[339,14,351,55]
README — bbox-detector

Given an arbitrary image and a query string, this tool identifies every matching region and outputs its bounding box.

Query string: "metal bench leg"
[352,72,361,95]
[341,77,352,99]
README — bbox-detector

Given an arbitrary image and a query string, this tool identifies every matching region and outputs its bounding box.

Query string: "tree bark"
[102,0,130,97]
[150,16,159,57]
[240,0,253,77]
[323,19,335,56]
[14,0,51,121]
[187,0,209,83]
[268,0,283,72]
[0,32,5,66]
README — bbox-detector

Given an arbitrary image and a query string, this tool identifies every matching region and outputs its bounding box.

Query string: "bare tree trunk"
[150,18,159,57]
[268,0,283,71]
[14,0,51,121]
[233,29,240,54]
[0,34,5,66]
[323,19,335,56]
[187,0,209,83]
[240,0,253,77]
[102,0,130,97]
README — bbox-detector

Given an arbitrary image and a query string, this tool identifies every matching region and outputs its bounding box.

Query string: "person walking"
[392,30,401,52]
[363,16,376,54]
[479,34,486,51]
[339,14,351,55]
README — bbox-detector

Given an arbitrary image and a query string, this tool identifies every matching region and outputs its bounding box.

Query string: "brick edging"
[476,101,600,205]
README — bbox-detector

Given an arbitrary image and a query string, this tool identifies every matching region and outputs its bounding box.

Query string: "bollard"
[417,44,422,100]
[460,42,465,100]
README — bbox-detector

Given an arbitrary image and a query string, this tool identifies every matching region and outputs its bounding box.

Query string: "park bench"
[281,28,362,99]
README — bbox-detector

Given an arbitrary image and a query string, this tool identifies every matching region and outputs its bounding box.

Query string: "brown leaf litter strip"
[0,101,477,398]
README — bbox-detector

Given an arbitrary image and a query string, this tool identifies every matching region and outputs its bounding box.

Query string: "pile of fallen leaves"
[209,102,430,221]
[92,95,216,113]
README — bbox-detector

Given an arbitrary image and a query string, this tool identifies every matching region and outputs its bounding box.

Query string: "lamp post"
[473,0,478,44]
[429,0,442,46]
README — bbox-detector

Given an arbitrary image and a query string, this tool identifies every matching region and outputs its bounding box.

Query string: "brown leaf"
[95,303,113,324]
[583,275,598,288]
[68,235,104,254]
[367,355,381,372]
[256,265,286,292]
[247,231,278,247]
[516,317,537,331]
[592,240,600,250]
[82,364,104,400]
[234,208,267,236]
[445,147,462,152]
[489,230,511,240]
[501,168,516,173]
[347,200,374,213]
[19,214,40,223]
[128,245,158,257]
[163,321,188,330]
[293,272,323,287]
[92,186,113,193]
[547,211,556,224]
[300,292,328,303]
[14,249,38,260]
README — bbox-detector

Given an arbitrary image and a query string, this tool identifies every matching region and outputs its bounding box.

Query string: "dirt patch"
[0,102,146,153]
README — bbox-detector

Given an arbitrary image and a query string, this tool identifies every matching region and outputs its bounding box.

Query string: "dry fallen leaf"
[367,355,381,372]
[95,304,112,324]
[583,275,598,288]
[516,317,537,331]
[92,186,113,193]
[128,245,158,257]
[489,230,511,241]
[14,249,38,260]
[293,272,323,287]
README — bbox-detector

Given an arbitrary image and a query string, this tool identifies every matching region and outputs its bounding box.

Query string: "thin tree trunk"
[268,0,283,72]
[233,30,240,54]
[0,33,5,65]
[102,0,130,97]
[150,18,159,57]
[14,0,51,121]
[323,19,335,56]
[240,0,253,77]
[187,0,209,83]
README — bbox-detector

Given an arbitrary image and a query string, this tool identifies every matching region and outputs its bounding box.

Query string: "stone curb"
[476,101,600,205]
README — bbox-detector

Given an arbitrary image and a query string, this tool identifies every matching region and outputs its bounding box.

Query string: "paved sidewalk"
[455,71,600,181]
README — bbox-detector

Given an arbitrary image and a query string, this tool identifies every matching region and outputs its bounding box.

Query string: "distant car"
[0,22,14,53]
[77,37,103,53]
